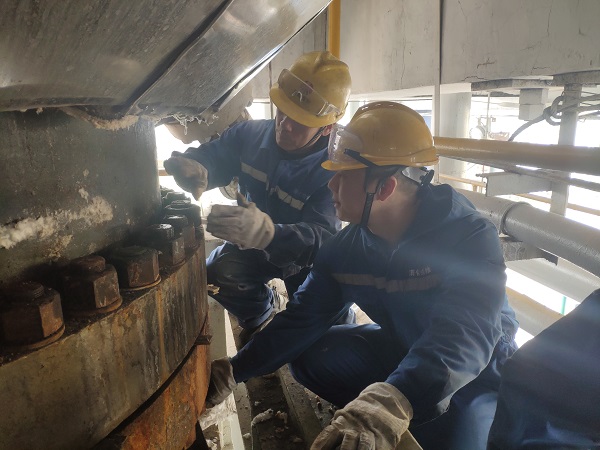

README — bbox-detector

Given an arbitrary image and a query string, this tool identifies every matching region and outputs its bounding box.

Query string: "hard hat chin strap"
[360,168,388,227]
[296,126,326,152]
[342,149,434,227]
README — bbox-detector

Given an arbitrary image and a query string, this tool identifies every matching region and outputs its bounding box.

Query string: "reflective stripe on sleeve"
[241,162,268,183]
[273,186,305,210]
[332,273,440,293]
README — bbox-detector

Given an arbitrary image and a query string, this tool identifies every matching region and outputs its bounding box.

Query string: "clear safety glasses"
[278,69,341,118]
[327,124,370,166]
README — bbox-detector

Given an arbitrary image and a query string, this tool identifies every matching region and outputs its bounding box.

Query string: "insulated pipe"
[458,189,600,278]
[327,0,341,58]
[435,137,600,176]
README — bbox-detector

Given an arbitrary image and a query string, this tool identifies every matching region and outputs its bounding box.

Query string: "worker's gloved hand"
[206,192,275,250]
[163,151,208,200]
[310,383,413,450]
[206,357,237,408]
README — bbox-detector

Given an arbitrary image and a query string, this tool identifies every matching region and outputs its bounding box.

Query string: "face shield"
[277,69,340,118]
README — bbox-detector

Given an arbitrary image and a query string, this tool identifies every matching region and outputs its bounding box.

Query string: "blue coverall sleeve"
[266,185,340,269]
[182,124,244,189]
[231,257,351,383]
[386,223,508,423]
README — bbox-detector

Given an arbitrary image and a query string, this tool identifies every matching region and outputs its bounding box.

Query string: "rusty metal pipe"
[459,189,600,278]
[435,137,600,176]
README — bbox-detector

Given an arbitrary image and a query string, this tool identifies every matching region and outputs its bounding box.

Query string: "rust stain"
[105,345,210,450]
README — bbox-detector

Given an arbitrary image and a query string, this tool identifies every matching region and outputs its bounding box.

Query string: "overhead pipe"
[327,0,341,58]
[435,137,600,176]
[458,189,600,278]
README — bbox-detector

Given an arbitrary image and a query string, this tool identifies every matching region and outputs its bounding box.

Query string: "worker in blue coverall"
[488,288,600,449]
[205,101,519,450]
[163,52,352,338]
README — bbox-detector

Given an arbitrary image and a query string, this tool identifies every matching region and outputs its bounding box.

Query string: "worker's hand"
[163,152,208,200]
[206,357,237,408]
[206,192,275,250]
[310,383,414,450]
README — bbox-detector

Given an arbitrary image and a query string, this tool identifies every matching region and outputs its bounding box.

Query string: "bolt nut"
[163,215,197,249]
[140,225,186,267]
[162,214,189,231]
[144,223,175,241]
[157,236,186,267]
[60,256,122,315]
[164,191,189,203]
[160,186,175,197]
[164,202,202,227]
[109,246,160,289]
[0,281,64,348]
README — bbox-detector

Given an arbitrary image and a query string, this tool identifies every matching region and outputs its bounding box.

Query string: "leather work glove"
[206,192,275,250]
[163,151,208,200]
[206,357,237,408]
[311,382,417,450]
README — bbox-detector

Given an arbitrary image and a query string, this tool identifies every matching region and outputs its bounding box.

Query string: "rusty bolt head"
[162,214,189,232]
[160,186,174,196]
[0,282,64,347]
[157,236,186,267]
[70,255,106,275]
[163,215,197,249]
[140,225,186,267]
[144,224,175,242]
[109,246,160,289]
[61,256,121,315]
[165,191,189,203]
[164,202,201,227]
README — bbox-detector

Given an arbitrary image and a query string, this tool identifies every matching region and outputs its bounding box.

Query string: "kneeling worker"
[206,101,518,450]
[163,51,352,340]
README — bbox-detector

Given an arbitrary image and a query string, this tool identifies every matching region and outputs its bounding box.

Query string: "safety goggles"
[277,69,341,118]
[327,124,366,166]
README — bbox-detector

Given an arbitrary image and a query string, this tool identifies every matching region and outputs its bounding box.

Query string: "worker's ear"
[321,124,334,137]
[376,176,397,201]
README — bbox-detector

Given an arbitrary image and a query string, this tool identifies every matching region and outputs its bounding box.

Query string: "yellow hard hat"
[269,51,352,128]
[322,101,438,171]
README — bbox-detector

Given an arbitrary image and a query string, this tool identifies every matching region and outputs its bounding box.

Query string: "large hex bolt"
[141,224,185,268]
[164,201,203,240]
[109,246,160,289]
[0,281,65,350]
[163,214,197,250]
[164,201,200,225]
[60,255,122,316]
[162,191,189,208]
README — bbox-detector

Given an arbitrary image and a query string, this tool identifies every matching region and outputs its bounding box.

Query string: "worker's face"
[327,169,368,223]
[275,109,322,152]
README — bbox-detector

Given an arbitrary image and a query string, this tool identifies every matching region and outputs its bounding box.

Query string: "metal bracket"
[480,171,553,196]
[500,236,556,263]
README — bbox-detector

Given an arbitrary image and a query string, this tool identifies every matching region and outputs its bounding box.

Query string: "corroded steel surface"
[97,344,210,450]
[0,245,208,450]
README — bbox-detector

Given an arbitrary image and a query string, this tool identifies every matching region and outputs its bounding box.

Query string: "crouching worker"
[163,51,352,340]
[205,101,518,450]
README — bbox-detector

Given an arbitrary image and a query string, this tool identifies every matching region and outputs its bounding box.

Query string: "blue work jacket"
[488,289,600,449]
[183,119,340,272]
[232,184,518,424]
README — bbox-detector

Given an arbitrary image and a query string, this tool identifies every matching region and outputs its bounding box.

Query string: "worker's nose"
[279,114,294,132]
[328,172,341,192]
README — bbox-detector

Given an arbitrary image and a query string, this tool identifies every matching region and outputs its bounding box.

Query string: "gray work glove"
[311,383,414,450]
[163,152,208,200]
[206,192,275,250]
[206,357,237,407]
